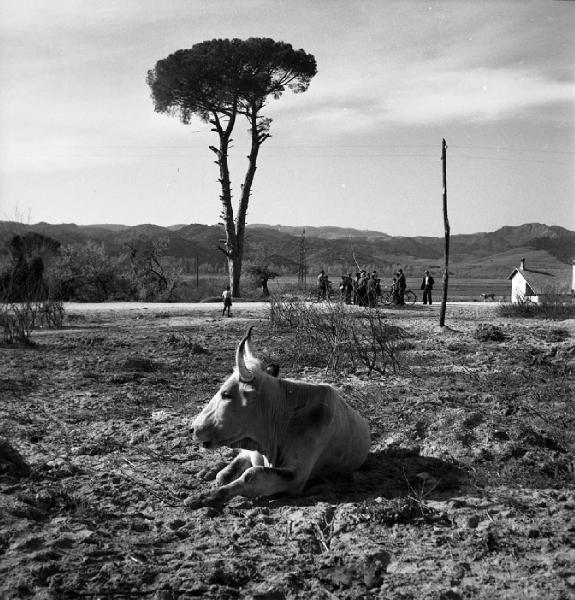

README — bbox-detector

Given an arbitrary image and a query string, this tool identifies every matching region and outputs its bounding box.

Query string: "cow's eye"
[220,390,233,400]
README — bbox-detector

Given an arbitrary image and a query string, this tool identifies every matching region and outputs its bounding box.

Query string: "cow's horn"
[243,326,256,362]
[236,326,255,382]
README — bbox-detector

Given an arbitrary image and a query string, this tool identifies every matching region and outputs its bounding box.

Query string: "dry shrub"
[1,300,64,345]
[269,297,406,375]
[269,295,308,329]
[497,287,575,320]
[352,311,406,375]
[37,300,64,328]
[270,298,352,370]
[1,305,35,345]
[1,243,65,344]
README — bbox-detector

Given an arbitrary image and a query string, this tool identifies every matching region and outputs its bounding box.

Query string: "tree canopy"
[147,38,317,124]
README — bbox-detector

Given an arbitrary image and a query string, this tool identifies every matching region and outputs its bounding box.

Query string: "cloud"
[381,67,575,125]
[269,59,574,137]
[265,1,575,134]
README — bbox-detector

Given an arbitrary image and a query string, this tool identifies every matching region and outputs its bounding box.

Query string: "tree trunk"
[261,277,270,297]
[211,111,240,295]
[230,109,268,297]
[228,252,243,298]
[214,106,268,298]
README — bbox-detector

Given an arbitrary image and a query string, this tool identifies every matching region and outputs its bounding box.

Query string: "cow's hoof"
[199,462,227,481]
[184,491,226,510]
[183,495,204,510]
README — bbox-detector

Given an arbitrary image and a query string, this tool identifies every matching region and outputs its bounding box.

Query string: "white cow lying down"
[187,327,371,508]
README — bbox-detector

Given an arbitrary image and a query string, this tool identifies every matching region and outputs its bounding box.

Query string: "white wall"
[511,273,528,303]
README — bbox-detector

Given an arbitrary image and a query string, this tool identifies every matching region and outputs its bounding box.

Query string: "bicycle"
[382,288,417,305]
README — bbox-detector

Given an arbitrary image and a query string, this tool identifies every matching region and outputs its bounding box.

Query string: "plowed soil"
[1,303,574,600]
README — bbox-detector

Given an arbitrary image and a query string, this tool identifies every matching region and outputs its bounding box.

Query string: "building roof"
[507,267,559,294]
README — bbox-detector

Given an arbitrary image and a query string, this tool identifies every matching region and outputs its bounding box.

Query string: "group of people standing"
[344,270,383,307]
[318,268,436,306]
[318,268,385,307]
[221,267,436,317]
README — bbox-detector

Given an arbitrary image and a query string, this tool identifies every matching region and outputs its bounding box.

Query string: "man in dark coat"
[420,270,435,304]
[396,269,406,305]
[356,270,368,306]
[317,269,328,301]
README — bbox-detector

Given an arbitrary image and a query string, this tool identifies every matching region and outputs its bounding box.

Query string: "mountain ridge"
[0,220,573,278]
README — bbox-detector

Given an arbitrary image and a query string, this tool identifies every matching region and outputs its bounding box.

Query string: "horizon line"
[0,219,572,238]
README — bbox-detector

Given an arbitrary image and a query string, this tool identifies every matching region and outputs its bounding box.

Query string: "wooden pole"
[195,256,199,288]
[439,138,450,327]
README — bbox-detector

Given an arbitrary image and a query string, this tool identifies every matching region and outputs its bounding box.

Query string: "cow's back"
[311,392,370,478]
[277,380,370,478]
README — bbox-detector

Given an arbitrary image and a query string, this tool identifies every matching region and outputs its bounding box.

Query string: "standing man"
[340,274,353,304]
[367,272,378,308]
[391,277,399,305]
[396,269,406,305]
[317,269,328,301]
[420,270,435,305]
[373,271,382,302]
[345,273,354,304]
[356,270,368,306]
[222,285,233,317]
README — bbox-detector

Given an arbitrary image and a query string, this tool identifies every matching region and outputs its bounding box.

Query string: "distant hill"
[252,224,392,241]
[0,220,572,279]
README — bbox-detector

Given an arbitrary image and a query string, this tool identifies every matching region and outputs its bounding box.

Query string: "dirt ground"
[1,302,574,599]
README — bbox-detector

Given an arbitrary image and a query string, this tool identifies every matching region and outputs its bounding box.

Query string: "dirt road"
[61,300,498,316]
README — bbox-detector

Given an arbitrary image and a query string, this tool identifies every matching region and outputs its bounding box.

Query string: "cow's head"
[191,327,277,450]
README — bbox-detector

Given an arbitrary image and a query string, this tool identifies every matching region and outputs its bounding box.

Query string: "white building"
[507,257,563,304]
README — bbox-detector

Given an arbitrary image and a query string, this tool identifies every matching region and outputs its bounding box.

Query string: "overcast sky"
[0,0,573,236]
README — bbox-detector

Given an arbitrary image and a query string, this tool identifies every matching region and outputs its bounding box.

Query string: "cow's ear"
[265,363,280,378]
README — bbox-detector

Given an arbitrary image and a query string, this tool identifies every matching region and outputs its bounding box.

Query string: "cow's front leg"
[215,450,267,486]
[223,465,303,498]
[185,466,303,509]
[215,451,253,486]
